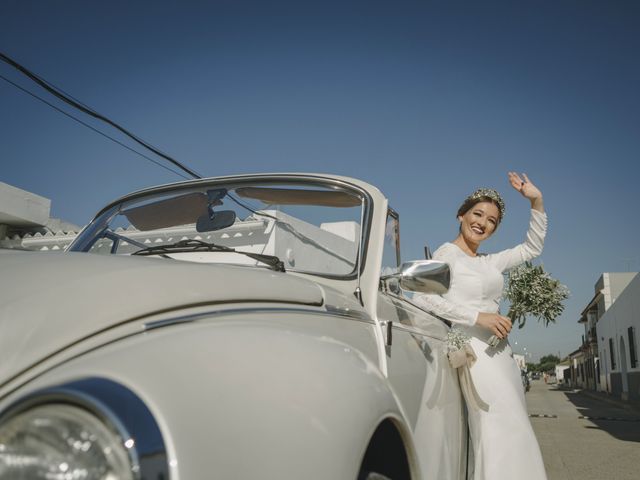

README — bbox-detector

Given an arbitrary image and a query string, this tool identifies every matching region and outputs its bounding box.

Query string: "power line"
[0,73,190,180]
[0,50,202,179]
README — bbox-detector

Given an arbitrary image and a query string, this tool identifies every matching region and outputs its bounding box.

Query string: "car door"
[376,208,468,479]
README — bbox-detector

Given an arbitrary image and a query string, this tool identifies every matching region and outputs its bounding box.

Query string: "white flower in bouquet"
[446,327,471,352]
[504,261,570,328]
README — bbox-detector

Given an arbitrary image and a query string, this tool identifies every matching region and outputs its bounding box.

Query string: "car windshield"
[69,179,367,277]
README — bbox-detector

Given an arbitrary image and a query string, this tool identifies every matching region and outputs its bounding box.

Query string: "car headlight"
[0,378,168,480]
[0,403,134,479]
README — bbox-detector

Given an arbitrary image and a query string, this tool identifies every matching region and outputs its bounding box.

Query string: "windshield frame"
[68,175,374,281]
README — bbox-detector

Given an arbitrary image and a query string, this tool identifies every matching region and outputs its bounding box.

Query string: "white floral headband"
[466,188,505,219]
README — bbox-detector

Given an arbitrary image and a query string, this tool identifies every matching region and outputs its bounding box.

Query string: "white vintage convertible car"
[0,173,467,480]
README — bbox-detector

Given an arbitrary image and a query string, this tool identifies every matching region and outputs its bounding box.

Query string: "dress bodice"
[438,244,504,315]
[413,209,547,328]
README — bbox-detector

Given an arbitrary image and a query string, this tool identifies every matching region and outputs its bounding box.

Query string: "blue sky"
[2,1,639,362]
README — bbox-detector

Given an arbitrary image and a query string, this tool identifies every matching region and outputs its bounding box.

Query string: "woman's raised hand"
[508,172,544,212]
[476,312,512,339]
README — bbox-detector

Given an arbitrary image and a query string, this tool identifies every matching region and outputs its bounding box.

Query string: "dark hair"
[456,196,503,225]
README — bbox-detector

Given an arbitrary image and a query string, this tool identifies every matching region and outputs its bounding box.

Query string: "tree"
[538,354,560,373]
[526,362,538,373]
[539,354,560,364]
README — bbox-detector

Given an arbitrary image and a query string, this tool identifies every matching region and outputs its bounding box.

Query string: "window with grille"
[629,327,638,368]
[609,338,616,370]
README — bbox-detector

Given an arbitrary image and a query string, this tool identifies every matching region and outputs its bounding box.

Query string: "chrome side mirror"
[399,260,450,294]
[381,260,450,295]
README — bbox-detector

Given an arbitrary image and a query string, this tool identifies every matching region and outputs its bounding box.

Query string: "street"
[526,380,640,480]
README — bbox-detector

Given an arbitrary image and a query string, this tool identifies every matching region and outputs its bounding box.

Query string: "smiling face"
[457,201,500,245]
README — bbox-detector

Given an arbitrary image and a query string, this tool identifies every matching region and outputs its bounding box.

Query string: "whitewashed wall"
[596,273,640,399]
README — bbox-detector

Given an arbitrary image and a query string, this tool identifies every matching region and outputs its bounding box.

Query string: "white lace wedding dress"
[414,209,548,480]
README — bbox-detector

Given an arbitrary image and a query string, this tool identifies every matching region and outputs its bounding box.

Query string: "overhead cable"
[0,73,190,180]
[0,51,202,179]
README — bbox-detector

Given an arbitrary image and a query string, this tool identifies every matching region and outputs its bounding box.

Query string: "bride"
[414,172,548,480]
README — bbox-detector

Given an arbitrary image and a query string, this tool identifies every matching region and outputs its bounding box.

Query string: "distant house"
[568,348,584,388]
[555,362,570,384]
[596,273,640,401]
[0,182,79,252]
[571,272,637,395]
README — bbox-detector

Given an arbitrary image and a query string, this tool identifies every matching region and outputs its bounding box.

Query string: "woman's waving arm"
[490,173,547,272]
[509,171,544,213]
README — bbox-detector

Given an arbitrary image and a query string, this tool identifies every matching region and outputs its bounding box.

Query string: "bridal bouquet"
[488,262,569,347]
[505,261,570,328]
[446,327,471,355]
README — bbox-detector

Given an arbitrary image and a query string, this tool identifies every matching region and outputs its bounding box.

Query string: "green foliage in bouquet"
[504,262,570,329]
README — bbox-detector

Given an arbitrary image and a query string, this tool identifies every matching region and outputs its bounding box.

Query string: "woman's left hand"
[508,172,544,212]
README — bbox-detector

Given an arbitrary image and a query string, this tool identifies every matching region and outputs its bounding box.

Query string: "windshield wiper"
[103,228,172,259]
[132,239,285,272]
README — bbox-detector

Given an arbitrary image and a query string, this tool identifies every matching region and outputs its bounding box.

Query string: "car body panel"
[0,173,467,480]
[0,252,324,387]
[0,309,411,480]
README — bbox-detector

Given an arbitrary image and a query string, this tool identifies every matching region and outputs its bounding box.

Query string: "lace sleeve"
[412,292,479,325]
[411,244,479,326]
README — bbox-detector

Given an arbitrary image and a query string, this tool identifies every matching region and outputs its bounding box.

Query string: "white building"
[0,182,79,252]
[513,353,526,371]
[596,272,640,401]
[571,272,636,393]
[555,363,570,384]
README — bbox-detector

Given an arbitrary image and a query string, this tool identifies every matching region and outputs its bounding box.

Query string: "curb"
[574,388,640,414]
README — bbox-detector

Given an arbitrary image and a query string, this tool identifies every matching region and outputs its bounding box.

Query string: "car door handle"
[381,320,446,343]
[380,320,394,346]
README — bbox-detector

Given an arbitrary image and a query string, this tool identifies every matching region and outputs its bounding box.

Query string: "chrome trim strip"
[380,320,446,343]
[0,378,169,480]
[324,304,373,323]
[144,305,376,331]
[0,306,375,401]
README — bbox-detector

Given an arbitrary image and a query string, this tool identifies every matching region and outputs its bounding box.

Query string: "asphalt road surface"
[526,379,640,480]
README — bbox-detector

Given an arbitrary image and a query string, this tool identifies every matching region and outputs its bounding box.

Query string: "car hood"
[0,252,325,386]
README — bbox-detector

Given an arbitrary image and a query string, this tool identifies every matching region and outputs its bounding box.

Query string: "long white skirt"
[464,329,547,480]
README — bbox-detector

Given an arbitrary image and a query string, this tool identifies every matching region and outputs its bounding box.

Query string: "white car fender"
[2,310,419,480]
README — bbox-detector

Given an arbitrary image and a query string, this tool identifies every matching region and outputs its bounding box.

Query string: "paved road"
[526,379,640,480]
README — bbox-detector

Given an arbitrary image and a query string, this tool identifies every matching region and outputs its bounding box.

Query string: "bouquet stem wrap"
[448,345,489,412]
